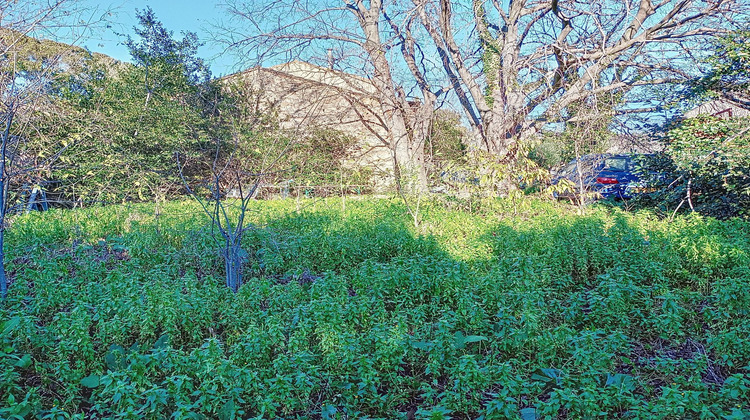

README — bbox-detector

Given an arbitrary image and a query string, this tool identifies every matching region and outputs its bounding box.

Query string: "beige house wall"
[223,61,396,181]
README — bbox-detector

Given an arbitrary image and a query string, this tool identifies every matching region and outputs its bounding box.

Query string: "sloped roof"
[225,60,377,96]
[684,96,750,119]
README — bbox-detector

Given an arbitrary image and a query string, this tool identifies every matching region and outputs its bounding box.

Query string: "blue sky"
[79,0,235,76]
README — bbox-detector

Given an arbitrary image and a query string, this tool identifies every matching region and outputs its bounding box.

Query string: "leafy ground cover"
[1,197,749,419]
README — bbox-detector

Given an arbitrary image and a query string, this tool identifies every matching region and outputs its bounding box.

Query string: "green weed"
[1,198,749,418]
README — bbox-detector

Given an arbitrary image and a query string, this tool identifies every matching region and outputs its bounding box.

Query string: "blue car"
[552,154,651,202]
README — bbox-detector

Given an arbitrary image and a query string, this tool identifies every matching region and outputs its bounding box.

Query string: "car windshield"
[561,161,578,176]
[604,157,629,171]
[557,155,607,180]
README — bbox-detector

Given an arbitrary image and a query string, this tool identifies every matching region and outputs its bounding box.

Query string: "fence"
[228,183,372,200]
[15,182,375,213]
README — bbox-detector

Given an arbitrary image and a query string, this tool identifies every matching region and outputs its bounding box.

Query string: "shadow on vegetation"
[1,199,749,418]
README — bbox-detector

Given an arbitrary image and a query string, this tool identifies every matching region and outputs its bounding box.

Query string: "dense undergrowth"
[1,197,749,419]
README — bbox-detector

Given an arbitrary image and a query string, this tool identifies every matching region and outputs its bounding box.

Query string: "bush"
[638,116,750,219]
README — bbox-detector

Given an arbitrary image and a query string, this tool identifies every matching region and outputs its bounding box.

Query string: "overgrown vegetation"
[529,95,620,171]
[7,8,372,208]
[48,8,223,204]
[1,197,749,418]
[239,129,370,189]
[635,117,749,220]
[425,110,468,176]
[635,29,750,220]
[690,29,750,100]
[664,116,749,218]
[2,12,749,416]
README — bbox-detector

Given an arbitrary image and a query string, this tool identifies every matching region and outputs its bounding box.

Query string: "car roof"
[573,153,649,162]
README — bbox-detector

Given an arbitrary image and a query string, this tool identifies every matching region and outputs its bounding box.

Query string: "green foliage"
[441,146,549,198]
[124,7,210,87]
[46,17,374,203]
[641,116,750,218]
[7,12,377,207]
[2,197,750,417]
[530,94,621,170]
[529,129,609,171]
[49,8,220,204]
[693,30,750,97]
[0,29,101,211]
[426,110,468,173]
[239,128,370,188]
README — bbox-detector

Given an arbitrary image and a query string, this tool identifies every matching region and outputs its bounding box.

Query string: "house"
[222,61,396,182]
[683,96,750,119]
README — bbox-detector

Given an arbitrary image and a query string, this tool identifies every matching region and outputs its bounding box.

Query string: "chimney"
[327,49,334,69]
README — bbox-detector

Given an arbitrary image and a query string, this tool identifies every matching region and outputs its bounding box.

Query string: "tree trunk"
[224,242,243,293]
[0,229,6,300]
[413,145,428,191]
[407,100,435,192]
[1,109,10,300]
[359,10,429,193]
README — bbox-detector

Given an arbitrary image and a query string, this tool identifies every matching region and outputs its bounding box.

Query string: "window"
[604,157,629,171]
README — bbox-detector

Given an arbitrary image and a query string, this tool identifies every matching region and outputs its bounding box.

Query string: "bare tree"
[1,0,106,299]
[218,0,448,192]
[177,78,296,293]
[178,149,262,293]
[413,0,748,157]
